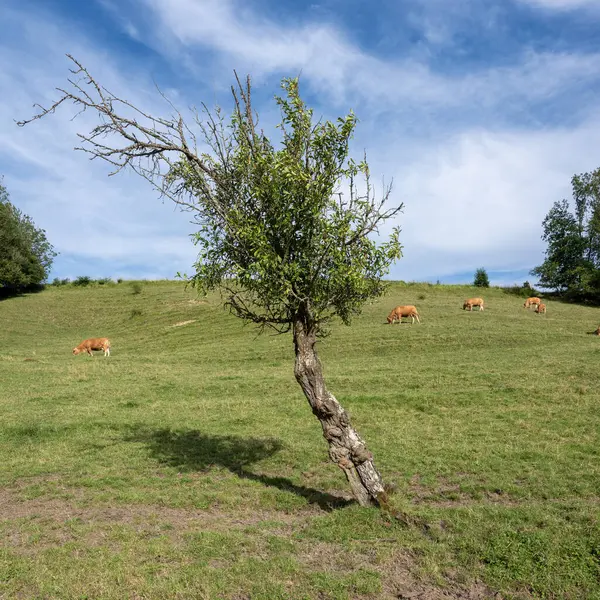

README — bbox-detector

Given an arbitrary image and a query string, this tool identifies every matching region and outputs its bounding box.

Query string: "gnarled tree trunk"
[293,312,389,507]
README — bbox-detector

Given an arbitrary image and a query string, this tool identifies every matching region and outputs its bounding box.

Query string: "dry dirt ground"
[1,479,504,600]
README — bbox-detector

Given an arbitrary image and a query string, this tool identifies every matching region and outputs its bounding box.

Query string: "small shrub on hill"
[73,276,92,287]
[130,282,143,295]
[503,281,542,298]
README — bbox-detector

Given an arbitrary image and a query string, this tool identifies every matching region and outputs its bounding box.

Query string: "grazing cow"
[387,305,421,325]
[524,297,541,309]
[535,303,546,314]
[73,337,111,357]
[463,297,484,311]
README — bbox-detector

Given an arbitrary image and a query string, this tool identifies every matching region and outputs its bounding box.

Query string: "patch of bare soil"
[0,486,317,533]
[170,319,197,327]
[1,481,505,600]
[168,299,208,307]
[408,475,519,509]
[296,542,503,600]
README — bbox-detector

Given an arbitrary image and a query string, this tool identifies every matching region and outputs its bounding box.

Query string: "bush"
[0,179,57,290]
[117,278,123,284]
[97,277,112,285]
[130,308,143,318]
[473,268,490,288]
[52,277,72,287]
[418,294,426,300]
[72,276,92,287]
[502,282,541,298]
[130,282,143,295]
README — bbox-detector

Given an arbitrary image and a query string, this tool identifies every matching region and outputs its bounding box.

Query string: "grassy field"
[1,280,599,599]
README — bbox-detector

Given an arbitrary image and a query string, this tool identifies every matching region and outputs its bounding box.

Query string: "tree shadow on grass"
[124,427,354,511]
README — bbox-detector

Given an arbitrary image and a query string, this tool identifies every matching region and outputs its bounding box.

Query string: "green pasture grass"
[1,281,599,599]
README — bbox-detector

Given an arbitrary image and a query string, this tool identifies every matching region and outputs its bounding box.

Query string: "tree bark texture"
[293,314,389,507]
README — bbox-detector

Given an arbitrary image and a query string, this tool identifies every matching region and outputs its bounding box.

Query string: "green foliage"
[532,168,600,300]
[502,282,541,298]
[167,78,402,333]
[130,282,143,295]
[0,178,56,291]
[97,277,112,285]
[72,275,92,287]
[473,268,490,288]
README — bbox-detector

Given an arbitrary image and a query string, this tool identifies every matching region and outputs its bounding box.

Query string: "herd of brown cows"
[71,297,596,356]
[386,295,555,327]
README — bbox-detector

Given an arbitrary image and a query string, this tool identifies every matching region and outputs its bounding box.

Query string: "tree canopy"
[531,168,600,299]
[473,267,490,288]
[176,77,402,334]
[0,179,56,292]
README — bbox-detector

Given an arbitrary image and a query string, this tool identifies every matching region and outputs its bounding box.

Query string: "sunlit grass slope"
[1,281,599,599]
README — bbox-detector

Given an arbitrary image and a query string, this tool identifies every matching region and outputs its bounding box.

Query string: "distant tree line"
[0,179,56,294]
[52,276,118,286]
[531,168,600,302]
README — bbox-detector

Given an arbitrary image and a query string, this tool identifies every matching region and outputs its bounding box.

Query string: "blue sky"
[1,0,600,285]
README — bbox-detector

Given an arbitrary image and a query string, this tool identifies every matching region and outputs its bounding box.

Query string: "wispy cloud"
[516,0,600,10]
[137,0,600,117]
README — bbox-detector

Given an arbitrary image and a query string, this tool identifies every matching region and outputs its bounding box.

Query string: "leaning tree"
[19,56,403,507]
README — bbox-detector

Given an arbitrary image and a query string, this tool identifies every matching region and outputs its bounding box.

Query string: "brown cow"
[73,337,111,357]
[524,297,541,309]
[387,305,421,324]
[463,297,484,311]
[535,303,546,314]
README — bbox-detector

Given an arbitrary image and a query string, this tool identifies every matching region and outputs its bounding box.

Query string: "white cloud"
[380,117,600,281]
[516,0,600,10]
